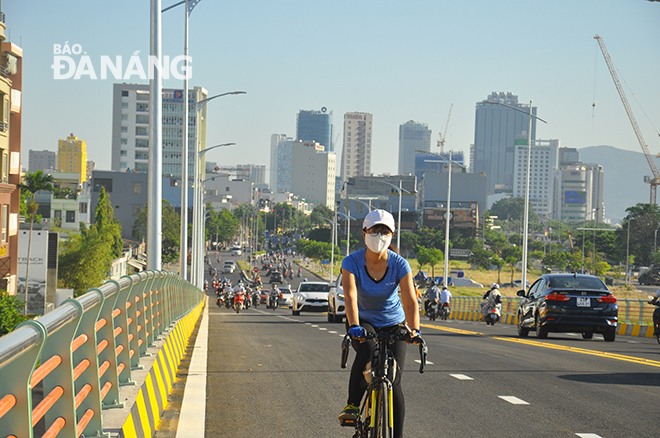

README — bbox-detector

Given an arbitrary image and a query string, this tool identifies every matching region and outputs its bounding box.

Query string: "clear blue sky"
[5,0,660,176]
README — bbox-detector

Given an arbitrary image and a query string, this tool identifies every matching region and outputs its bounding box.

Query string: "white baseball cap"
[362,209,396,233]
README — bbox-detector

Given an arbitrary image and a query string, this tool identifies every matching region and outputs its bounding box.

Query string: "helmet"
[442,285,448,290]
[490,283,500,290]
[429,280,436,286]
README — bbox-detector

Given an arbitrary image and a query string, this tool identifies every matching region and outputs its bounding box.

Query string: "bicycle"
[340,324,428,438]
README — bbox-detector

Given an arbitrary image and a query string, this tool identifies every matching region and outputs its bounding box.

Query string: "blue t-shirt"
[341,249,411,327]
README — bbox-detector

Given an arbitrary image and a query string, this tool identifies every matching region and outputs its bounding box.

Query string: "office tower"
[513,139,559,219]
[296,109,333,152]
[341,112,373,183]
[236,164,266,184]
[29,150,57,173]
[111,83,207,183]
[289,141,336,208]
[474,92,537,194]
[398,120,431,176]
[57,134,87,182]
[270,134,293,192]
[414,150,465,183]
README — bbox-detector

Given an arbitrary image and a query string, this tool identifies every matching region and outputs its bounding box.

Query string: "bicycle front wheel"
[369,381,392,438]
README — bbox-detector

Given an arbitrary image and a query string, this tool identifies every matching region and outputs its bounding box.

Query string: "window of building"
[120,150,127,156]
[93,178,113,193]
[121,114,128,121]
[121,126,128,133]
[135,151,148,160]
[122,90,129,97]
[136,103,149,112]
[136,139,148,148]
[133,205,142,217]
[121,102,129,109]
[53,210,62,220]
[1,205,7,242]
[136,127,148,136]
[136,115,149,124]
[79,202,87,214]
[120,138,128,145]
[66,210,76,223]
[133,183,142,194]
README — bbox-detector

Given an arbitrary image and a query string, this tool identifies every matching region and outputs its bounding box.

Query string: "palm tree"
[19,170,54,314]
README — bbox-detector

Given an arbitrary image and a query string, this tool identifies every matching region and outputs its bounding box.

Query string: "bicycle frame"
[341,325,427,438]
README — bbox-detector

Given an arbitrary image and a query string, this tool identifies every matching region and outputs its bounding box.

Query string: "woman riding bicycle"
[339,209,422,438]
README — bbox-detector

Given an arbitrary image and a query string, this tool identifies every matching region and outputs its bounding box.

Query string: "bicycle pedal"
[340,418,357,427]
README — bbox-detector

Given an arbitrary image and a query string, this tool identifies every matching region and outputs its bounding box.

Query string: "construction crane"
[437,103,453,154]
[595,34,660,204]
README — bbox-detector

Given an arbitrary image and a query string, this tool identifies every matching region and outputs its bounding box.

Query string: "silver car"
[278,286,293,307]
[327,273,346,323]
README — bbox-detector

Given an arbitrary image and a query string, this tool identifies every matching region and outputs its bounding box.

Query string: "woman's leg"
[346,321,376,406]
[391,339,407,438]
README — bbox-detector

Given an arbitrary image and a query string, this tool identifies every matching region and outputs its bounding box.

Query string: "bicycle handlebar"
[340,332,428,374]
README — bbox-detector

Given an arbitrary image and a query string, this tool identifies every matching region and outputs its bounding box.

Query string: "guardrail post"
[39,300,84,438]
[67,292,105,437]
[133,271,151,358]
[123,274,143,370]
[152,272,163,340]
[108,278,135,388]
[0,320,47,437]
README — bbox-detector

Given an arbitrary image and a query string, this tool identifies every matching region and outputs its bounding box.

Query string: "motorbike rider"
[648,288,660,336]
[269,284,281,307]
[440,285,452,307]
[424,280,441,314]
[481,283,502,318]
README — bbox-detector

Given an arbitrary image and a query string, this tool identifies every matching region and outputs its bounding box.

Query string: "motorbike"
[234,291,245,313]
[244,291,251,310]
[252,291,260,308]
[297,268,302,277]
[268,294,279,311]
[224,292,233,309]
[427,299,440,321]
[441,302,451,321]
[288,270,294,279]
[483,302,502,325]
[649,299,660,344]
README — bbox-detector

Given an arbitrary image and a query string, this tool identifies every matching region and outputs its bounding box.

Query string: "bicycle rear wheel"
[369,381,392,438]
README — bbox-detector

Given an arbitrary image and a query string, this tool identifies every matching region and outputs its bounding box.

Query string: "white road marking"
[319,328,327,331]
[450,374,473,380]
[499,396,529,405]
[627,340,640,344]
[576,434,603,438]
[414,359,434,365]
[311,325,319,328]
[329,331,338,334]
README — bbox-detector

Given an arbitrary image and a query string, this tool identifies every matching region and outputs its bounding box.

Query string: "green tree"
[133,200,181,263]
[490,197,538,223]
[415,245,444,277]
[618,204,660,266]
[399,232,419,258]
[94,187,123,258]
[309,205,334,228]
[19,170,54,314]
[468,247,494,270]
[0,290,29,335]
[307,226,332,243]
[58,224,115,297]
[492,254,504,284]
[207,208,239,245]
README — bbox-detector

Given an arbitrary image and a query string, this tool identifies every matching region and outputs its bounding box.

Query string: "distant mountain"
[579,145,658,224]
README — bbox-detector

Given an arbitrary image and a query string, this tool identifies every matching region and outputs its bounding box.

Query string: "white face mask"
[365,233,392,254]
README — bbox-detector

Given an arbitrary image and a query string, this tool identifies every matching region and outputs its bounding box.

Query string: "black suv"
[516,274,618,342]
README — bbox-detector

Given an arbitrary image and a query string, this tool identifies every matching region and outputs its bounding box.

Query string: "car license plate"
[577,297,591,307]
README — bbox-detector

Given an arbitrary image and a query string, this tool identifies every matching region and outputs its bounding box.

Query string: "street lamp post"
[337,210,355,256]
[482,100,547,290]
[193,141,237,287]
[373,180,411,251]
[322,217,336,280]
[626,218,634,287]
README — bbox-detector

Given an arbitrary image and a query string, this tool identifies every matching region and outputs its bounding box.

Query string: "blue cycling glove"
[349,324,366,338]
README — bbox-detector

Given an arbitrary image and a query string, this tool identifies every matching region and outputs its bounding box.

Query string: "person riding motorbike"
[424,280,441,315]
[269,284,281,308]
[440,285,452,319]
[481,283,502,319]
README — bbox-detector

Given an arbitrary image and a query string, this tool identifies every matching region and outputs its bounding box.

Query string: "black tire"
[327,313,334,323]
[603,327,616,342]
[581,332,593,340]
[535,314,548,339]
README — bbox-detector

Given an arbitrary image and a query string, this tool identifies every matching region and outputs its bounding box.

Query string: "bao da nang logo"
[51,42,192,80]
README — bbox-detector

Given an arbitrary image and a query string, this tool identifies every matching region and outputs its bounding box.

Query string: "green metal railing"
[0,270,202,438]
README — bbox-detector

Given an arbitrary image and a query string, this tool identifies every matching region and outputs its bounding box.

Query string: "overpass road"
[176,252,660,437]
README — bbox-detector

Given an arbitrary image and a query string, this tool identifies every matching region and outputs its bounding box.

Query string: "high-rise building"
[57,134,87,183]
[0,20,23,295]
[554,164,604,223]
[29,150,57,173]
[270,134,293,192]
[289,140,336,208]
[296,109,333,152]
[398,121,431,176]
[341,112,373,183]
[414,150,465,183]
[474,92,537,195]
[236,164,266,184]
[111,83,207,183]
[513,139,559,219]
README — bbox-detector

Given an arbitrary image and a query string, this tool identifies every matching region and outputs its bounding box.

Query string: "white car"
[452,278,483,288]
[278,286,293,307]
[223,261,236,274]
[292,281,330,316]
[327,273,346,323]
[231,245,242,256]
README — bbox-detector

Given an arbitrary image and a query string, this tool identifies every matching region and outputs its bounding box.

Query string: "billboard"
[564,190,586,204]
[423,204,478,230]
[17,230,48,315]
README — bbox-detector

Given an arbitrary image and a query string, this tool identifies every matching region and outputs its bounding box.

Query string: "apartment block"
[513,139,559,218]
[341,112,373,183]
[57,134,87,182]
[29,150,56,173]
[289,140,336,208]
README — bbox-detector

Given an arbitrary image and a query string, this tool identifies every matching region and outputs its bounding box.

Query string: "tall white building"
[290,141,336,208]
[398,120,431,175]
[341,112,373,183]
[270,134,293,192]
[554,164,604,223]
[111,83,208,183]
[513,139,559,218]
